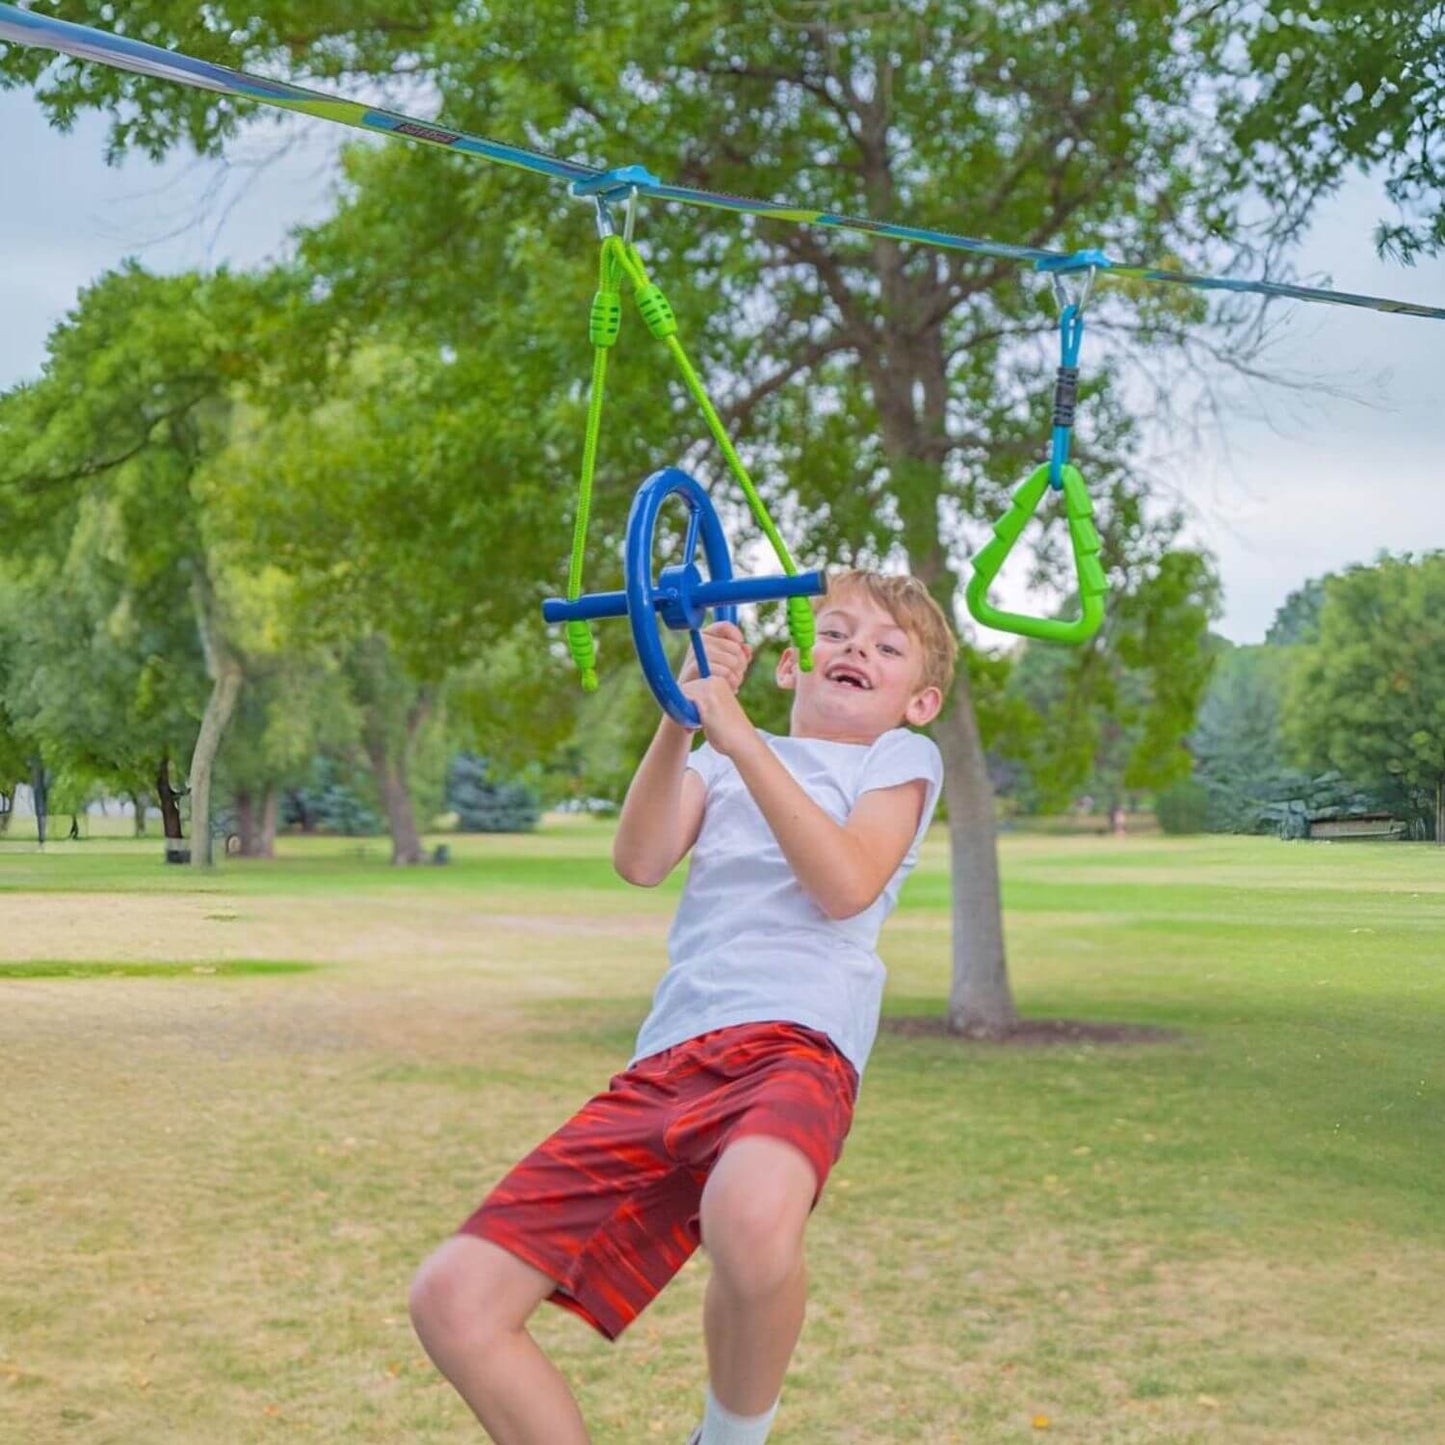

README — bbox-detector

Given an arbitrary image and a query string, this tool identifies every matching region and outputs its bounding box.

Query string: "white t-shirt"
[628,727,945,1094]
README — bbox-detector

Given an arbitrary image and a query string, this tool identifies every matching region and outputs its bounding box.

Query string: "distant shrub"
[1155,779,1210,835]
[281,757,382,836]
[447,753,540,833]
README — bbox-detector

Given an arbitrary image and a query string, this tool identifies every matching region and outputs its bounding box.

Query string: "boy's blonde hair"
[813,569,957,698]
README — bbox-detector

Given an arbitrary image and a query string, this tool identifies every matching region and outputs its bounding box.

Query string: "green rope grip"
[964,462,1107,645]
[786,594,816,672]
[590,288,622,347]
[565,618,599,691]
[635,283,677,339]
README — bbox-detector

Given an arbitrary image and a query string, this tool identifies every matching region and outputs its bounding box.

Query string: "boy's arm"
[611,719,708,886]
[725,729,928,919]
[611,623,752,887]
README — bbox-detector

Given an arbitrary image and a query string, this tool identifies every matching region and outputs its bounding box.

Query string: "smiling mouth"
[826,668,872,690]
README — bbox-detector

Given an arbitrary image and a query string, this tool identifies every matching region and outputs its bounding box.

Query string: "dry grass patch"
[3,836,1442,1442]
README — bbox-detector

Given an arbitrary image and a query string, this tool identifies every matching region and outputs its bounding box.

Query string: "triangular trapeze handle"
[964,462,1108,645]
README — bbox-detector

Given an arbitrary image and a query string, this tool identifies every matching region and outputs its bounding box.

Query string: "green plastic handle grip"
[965,462,1107,645]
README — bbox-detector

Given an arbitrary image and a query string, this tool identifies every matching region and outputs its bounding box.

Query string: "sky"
[1,83,1441,647]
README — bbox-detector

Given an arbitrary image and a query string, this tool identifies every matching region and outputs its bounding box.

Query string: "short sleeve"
[685,739,725,791]
[857,730,945,849]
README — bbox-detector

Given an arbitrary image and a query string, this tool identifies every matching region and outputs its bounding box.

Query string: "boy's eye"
[821,629,846,640]
[880,644,900,656]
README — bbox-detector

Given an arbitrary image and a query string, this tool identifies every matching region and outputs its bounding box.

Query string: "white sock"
[699,1383,780,1445]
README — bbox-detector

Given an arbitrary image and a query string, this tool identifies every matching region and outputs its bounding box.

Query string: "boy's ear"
[775,647,799,691]
[904,685,944,727]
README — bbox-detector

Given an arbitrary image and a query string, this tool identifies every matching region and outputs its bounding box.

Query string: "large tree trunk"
[363,710,429,866]
[189,667,243,867]
[30,757,48,847]
[1436,779,1443,848]
[0,788,12,835]
[129,790,147,837]
[935,677,1018,1036]
[157,757,184,840]
[873,321,1020,1036]
[234,785,279,858]
[188,570,244,869]
[235,790,257,855]
[259,784,279,858]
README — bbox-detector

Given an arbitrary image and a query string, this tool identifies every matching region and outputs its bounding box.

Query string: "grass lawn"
[1,825,1442,1443]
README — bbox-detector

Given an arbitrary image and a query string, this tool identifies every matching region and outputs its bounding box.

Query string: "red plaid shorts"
[458,1019,859,1341]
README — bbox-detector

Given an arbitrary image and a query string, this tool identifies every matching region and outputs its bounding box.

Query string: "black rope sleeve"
[1052,365,1079,428]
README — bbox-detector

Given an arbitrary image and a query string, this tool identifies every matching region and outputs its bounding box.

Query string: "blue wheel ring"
[625,468,738,729]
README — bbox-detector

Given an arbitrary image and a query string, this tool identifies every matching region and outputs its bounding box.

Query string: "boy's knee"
[409,1243,497,1345]
[408,1251,464,1338]
[409,1235,552,1347]
[704,1203,806,1297]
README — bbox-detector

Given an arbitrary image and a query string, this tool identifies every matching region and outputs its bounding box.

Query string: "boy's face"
[776,593,943,742]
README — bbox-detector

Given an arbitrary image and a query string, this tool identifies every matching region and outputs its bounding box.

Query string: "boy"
[409,570,954,1444]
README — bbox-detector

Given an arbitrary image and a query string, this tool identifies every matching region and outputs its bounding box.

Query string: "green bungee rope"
[565,233,815,693]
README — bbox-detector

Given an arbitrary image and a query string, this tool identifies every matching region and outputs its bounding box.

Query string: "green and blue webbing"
[1,3,1441,323]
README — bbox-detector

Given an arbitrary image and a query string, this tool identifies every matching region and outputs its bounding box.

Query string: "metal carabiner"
[1037,246,1112,317]
[572,164,660,243]
[1050,264,1097,317]
[622,185,639,247]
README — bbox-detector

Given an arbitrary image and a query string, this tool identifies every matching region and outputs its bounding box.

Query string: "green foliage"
[0,266,283,811]
[1265,577,1327,647]
[1006,546,1220,811]
[1232,3,1445,261]
[1154,778,1209,835]
[1283,554,1445,839]
[446,752,540,833]
[280,755,381,836]
[1192,578,1438,838]
[1190,643,1297,832]
[3,2,1405,937]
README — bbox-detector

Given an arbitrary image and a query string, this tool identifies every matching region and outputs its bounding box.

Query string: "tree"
[447,752,540,833]
[1283,554,1445,843]
[1231,2,1445,262]
[212,572,358,858]
[0,606,37,832]
[1266,577,1327,648]
[211,345,561,863]
[1010,548,1220,814]
[0,264,295,864]
[0,521,205,843]
[1190,643,1298,831]
[0,0,1400,1028]
[281,1,1254,1035]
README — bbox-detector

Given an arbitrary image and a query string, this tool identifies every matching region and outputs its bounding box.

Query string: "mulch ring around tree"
[880,1017,1182,1047]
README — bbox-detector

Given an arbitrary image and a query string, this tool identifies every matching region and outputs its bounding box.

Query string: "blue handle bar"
[544,569,825,623]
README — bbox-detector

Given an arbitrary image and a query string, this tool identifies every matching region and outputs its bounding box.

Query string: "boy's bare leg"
[410,1235,591,1445]
[699,1135,818,1414]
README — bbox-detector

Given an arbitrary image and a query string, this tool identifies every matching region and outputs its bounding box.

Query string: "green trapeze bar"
[965,464,1107,645]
